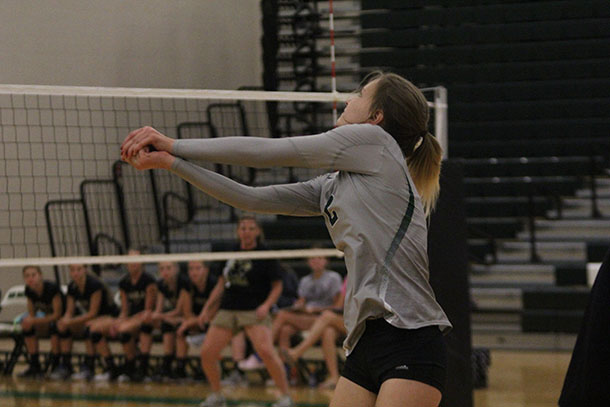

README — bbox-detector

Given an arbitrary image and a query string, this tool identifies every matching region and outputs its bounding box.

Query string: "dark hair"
[237,214,265,243]
[22,265,42,274]
[189,259,209,268]
[361,71,442,214]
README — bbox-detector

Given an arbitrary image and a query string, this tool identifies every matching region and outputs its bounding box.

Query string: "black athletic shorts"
[341,318,447,395]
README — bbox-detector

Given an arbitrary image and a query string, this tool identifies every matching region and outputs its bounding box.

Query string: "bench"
[0,326,343,385]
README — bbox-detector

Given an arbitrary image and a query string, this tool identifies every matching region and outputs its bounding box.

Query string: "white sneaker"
[237,354,265,371]
[117,373,130,383]
[71,366,93,381]
[48,364,71,381]
[93,369,118,382]
[186,333,206,347]
[93,371,111,382]
[198,393,227,407]
[220,370,247,387]
[272,395,295,407]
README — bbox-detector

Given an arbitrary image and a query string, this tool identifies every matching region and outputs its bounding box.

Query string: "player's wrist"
[161,152,176,170]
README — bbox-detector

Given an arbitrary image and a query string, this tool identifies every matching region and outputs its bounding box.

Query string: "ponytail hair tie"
[413,136,423,152]
[413,130,428,152]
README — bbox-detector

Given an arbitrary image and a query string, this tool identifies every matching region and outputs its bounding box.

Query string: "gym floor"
[0,349,571,407]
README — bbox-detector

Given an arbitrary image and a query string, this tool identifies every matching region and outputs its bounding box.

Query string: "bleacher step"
[495,241,586,263]
[470,264,555,285]
[472,312,521,326]
[516,219,610,240]
[547,204,610,219]
[576,186,610,198]
[472,322,521,333]
[471,330,576,351]
[560,197,610,208]
[470,287,522,311]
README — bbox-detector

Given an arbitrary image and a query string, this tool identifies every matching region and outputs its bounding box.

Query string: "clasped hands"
[120,126,176,170]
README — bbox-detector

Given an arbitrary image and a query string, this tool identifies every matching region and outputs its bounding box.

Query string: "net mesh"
[0,85,447,266]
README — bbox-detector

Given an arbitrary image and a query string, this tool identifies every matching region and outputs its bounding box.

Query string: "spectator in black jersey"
[238,263,299,373]
[150,261,190,380]
[19,265,64,378]
[197,215,293,407]
[50,264,115,381]
[89,248,157,382]
[175,260,215,379]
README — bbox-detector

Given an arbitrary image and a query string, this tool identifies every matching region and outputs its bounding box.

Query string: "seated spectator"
[19,266,64,378]
[89,249,157,382]
[282,278,347,390]
[271,255,342,353]
[150,261,190,381]
[175,260,215,379]
[50,264,116,381]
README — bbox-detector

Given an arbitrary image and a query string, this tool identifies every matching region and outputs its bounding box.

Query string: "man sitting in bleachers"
[270,254,343,357]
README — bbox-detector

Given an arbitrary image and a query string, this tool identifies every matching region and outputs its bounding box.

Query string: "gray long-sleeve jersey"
[170,123,452,354]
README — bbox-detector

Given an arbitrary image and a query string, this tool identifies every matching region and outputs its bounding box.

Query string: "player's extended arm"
[171,124,385,174]
[169,159,321,216]
[122,124,386,174]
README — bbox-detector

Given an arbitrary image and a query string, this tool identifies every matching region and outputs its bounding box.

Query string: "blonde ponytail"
[407,133,442,216]
[364,71,442,216]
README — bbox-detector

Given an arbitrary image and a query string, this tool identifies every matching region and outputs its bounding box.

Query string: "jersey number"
[324,195,338,226]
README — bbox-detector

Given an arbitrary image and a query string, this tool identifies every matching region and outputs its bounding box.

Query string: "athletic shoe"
[117,370,143,383]
[186,333,206,347]
[71,364,93,381]
[151,368,171,383]
[48,364,72,381]
[17,365,42,378]
[272,395,295,407]
[220,370,247,387]
[237,354,265,371]
[198,393,227,407]
[117,373,131,383]
[93,368,118,382]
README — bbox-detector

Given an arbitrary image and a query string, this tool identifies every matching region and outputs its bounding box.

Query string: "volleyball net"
[0,84,447,282]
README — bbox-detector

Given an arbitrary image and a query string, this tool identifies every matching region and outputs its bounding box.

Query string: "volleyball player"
[50,264,116,381]
[89,249,157,382]
[19,265,64,378]
[122,71,452,407]
[150,260,190,381]
[175,260,215,380]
